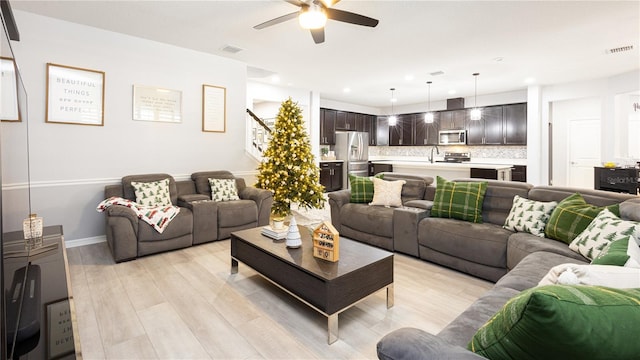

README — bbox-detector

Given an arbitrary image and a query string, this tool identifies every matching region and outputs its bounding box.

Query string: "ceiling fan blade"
[284,0,305,6]
[326,8,379,27]
[254,11,299,29]
[310,28,325,44]
[320,0,340,7]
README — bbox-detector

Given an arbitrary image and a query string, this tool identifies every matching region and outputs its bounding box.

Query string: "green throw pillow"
[591,236,640,267]
[349,173,383,203]
[430,176,487,223]
[544,193,620,244]
[469,285,640,360]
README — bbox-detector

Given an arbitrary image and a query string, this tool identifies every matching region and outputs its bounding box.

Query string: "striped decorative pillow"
[430,176,487,223]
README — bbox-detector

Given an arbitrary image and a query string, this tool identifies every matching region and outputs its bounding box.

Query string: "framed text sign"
[46,63,105,126]
[1,57,19,121]
[202,84,226,132]
[46,299,74,359]
[133,85,182,123]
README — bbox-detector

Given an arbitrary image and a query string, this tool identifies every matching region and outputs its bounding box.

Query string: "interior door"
[568,119,601,189]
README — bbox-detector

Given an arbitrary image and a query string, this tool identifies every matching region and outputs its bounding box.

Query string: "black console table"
[3,225,81,359]
[594,167,640,195]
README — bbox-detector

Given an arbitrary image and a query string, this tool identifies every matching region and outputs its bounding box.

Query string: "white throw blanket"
[97,197,180,234]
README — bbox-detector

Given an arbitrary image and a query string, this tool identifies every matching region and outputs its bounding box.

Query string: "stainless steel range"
[440,152,471,163]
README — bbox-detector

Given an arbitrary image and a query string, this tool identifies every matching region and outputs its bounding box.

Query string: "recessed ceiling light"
[448,89,456,95]
[271,75,280,83]
[493,56,504,62]
[343,87,351,93]
[524,77,536,84]
[405,75,414,81]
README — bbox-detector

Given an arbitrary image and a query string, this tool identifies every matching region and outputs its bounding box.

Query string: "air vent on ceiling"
[606,45,634,54]
[430,70,445,76]
[221,45,243,54]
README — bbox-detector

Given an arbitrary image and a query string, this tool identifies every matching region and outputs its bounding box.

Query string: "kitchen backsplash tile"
[369,145,527,160]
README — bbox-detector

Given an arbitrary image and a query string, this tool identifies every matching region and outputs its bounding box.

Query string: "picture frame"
[202,84,226,132]
[132,85,182,123]
[45,298,74,359]
[46,63,105,126]
[1,57,20,122]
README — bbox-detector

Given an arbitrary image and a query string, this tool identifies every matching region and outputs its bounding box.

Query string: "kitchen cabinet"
[467,106,504,145]
[336,111,356,131]
[511,165,527,182]
[364,115,377,146]
[320,162,343,192]
[356,113,367,132]
[389,114,414,146]
[320,108,336,145]
[504,103,527,145]
[376,117,389,146]
[470,167,512,181]
[414,112,439,145]
[439,110,466,130]
[371,163,393,175]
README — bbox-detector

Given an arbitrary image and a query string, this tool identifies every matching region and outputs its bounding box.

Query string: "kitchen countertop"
[370,159,514,170]
[319,159,344,163]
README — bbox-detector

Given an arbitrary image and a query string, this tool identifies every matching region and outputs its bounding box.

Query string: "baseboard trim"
[65,235,106,248]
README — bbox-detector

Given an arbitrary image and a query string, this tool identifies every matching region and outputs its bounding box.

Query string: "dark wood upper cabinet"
[355,113,367,132]
[320,108,336,145]
[504,103,527,145]
[389,114,413,146]
[364,115,377,146]
[414,112,439,146]
[440,110,466,130]
[336,111,356,131]
[482,106,504,145]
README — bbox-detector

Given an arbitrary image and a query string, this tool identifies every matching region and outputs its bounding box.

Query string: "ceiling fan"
[254,0,379,44]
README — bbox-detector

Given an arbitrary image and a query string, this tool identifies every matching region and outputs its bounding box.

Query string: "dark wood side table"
[230,226,394,344]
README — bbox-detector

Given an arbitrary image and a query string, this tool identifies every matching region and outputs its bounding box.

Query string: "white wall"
[2,11,255,242]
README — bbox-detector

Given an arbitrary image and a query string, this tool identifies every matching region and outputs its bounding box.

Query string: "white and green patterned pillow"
[209,178,240,202]
[131,178,172,207]
[503,195,558,237]
[569,208,640,260]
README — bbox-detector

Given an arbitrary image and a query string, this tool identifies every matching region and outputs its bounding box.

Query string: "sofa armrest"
[106,205,139,232]
[377,328,486,360]
[328,189,351,232]
[178,194,210,207]
[403,199,433,211]
[239,186,273,226]
[104,205,139,262]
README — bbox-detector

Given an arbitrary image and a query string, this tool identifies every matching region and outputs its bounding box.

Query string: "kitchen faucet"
[429,145,440,163]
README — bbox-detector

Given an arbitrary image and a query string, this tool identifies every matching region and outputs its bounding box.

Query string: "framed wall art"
[132,85,182,123]
[46,63,105,126]
[1,57,19,121]
[202,84,226,132]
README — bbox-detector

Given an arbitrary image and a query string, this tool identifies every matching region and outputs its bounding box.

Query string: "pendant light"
[388,88,397,126]
[424,81,434,123]
[470,73,482,121]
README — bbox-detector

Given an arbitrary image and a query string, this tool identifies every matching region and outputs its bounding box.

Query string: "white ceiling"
[11,0,640,108]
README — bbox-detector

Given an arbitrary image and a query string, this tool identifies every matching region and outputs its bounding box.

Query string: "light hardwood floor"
[67,238,492,359]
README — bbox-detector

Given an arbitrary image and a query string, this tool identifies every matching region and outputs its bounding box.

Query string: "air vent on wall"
[430,70,445,76]
[606,45,634,54]
[221,44,243,54]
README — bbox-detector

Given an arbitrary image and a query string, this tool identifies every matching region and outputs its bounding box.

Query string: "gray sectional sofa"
[328,174,639,359]
[103,171,273,262]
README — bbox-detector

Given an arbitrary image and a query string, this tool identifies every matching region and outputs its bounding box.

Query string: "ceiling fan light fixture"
[299,5,327,29]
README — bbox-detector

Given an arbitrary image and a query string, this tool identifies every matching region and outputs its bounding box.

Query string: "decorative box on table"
[313,221,339,262]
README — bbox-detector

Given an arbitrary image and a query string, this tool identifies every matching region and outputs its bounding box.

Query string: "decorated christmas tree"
[255,98,325,219]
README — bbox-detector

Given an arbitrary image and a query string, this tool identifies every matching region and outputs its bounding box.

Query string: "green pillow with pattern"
[545,193,620,245]
[469,285,640,359]
[349,173,383,203]
[430,176,487,223]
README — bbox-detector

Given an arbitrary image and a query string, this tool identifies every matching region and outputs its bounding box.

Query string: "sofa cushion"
[431,176,487,223]
[620,198,640,222]
[496,251,588,292]
[503,195,557,237]
[569,208,639,260]
[340,203,394,238]
[591,235,640,267]
[506,232,588,270]
[131,178,172,207]
[419,218,510,268]
[369,178,405,207]
[209,178,240,202]
[468,285,640,360]
[138,207,193,241]
[349,174,376,203]
[544,192,620,244]
[217,200,258,227]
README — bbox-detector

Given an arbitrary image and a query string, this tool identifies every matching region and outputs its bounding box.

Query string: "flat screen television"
[1,1,35,359]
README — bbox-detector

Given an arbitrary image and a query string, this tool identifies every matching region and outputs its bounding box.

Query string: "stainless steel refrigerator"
[334,132,369,189]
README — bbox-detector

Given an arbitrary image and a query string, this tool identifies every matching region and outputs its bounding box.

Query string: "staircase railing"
[246,108,273,161]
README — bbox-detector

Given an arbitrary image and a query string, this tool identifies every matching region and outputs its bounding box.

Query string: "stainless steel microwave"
[439,130,466,145]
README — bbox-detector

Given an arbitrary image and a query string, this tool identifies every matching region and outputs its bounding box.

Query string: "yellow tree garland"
[255,98,325,218]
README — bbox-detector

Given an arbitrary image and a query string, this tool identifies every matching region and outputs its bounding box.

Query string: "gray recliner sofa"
[103,171,272,262]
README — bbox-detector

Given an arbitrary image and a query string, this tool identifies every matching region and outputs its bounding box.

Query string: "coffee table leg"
[328,314,338,344]
[231,258,238,274]
[387,284,394,308]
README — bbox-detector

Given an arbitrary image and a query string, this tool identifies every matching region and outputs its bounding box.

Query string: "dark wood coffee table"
[230,226,394,344]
